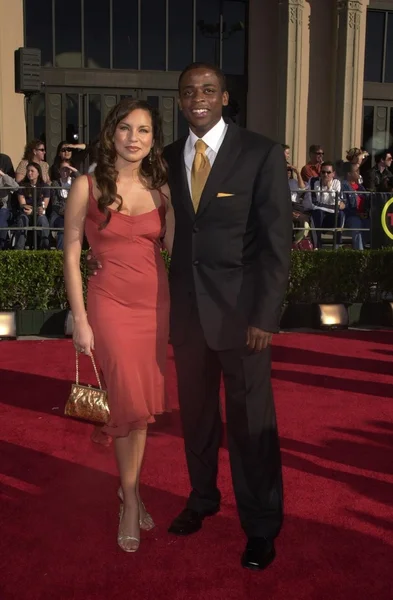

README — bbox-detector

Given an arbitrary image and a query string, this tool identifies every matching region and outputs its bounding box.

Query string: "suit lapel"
[196,122,242,219]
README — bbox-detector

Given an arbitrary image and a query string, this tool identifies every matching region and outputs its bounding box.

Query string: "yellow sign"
[381,196,393,240]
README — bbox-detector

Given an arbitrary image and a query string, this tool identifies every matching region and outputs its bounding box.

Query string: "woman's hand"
[86,252,102,277]
[23,205,33,215]
[73,317,95,356]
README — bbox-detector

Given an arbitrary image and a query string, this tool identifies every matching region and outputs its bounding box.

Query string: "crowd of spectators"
[0,140,95,250]
[285,143,393,250]
[1,137,392,251]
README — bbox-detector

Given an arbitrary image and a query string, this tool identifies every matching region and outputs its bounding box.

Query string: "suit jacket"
[163,122,292,351]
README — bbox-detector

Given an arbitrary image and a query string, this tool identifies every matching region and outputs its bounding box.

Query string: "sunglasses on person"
[61,147,72,152]
[37,147,45,152]
[321,170,333,174]
[315,151,324,155]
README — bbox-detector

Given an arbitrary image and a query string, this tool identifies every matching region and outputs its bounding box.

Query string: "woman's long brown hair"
[95,98,168,229]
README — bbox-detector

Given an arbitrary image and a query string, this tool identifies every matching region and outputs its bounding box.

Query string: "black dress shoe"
[241,537,276,571]
[168,507,218,536]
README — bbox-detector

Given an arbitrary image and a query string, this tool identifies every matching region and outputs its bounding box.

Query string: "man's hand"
[247,327,273,353]
[37,206,44,216]
[86,251,102,277]
[23,205,33,215]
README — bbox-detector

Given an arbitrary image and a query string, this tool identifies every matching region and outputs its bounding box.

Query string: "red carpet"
[0,332,392,600]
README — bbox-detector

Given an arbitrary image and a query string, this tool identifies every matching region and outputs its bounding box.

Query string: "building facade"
[0,0,393,170]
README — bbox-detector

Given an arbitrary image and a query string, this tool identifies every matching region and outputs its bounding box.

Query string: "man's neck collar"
[189,117,226,140]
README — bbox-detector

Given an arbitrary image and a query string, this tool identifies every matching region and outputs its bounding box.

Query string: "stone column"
[277,0,310,167]
[0,0,26,166]
[333,0,370,160]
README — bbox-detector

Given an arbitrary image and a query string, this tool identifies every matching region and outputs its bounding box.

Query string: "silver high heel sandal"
[117,488,155,531]
[118,504,140,553]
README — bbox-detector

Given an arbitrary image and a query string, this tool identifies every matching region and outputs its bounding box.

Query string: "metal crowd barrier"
[1,184,393,251]
[291,189,393,250]
[0,185,67,250]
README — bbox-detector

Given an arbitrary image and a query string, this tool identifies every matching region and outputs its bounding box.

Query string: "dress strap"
[86,173,94,199]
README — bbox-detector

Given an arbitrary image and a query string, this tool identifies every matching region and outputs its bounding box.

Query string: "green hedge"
[287,248,393,303]
[0,249,392,310]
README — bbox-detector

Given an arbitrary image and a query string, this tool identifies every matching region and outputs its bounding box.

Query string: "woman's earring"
[149,149,153,164]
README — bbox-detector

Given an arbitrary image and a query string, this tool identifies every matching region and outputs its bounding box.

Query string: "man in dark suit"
[164,63,292,570]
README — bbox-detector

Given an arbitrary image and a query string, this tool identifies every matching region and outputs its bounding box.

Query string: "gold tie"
[191,139,211,212]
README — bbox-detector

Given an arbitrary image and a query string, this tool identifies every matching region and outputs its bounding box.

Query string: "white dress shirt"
[183,117,228,193]
[305,178,342,213]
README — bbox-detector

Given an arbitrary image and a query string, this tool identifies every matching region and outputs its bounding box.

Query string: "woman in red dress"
[64,99,174,553]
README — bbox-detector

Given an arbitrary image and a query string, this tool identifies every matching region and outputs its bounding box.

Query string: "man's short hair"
[321,161,335,170]
[309,144,323,154]
[282,144,290,150]
[178,62,227,93]
[375,149,391,164]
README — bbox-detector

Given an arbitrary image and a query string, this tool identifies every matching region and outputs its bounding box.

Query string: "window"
[88,95,101,144]
[385,13,393,83]
[113,0,139,69]
[24,0,248,73]
[146,96,160,110]
[196,0,221,64]
[32,93,46,141]
[141,0,166,70]
[55,0,82,68]
[390,107,393,147]
[169,0,193,71]
[66,94,80,143]
[362,105,374,151]
[25,0,53,67]
[222,0,246,75]
[364,10,393,83]
[365,11,385,82]
[84,0,110,68]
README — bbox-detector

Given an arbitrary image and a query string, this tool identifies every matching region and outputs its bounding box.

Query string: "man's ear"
[222,91,229,107]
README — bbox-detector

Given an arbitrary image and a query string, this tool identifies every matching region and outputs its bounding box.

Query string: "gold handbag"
[64,350,110,424]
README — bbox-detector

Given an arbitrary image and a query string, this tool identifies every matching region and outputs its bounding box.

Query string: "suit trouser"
[311,209,345,248]
[172,306,283,539]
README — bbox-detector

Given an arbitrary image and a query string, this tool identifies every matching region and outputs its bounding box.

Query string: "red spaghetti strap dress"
[84,175,169,437]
